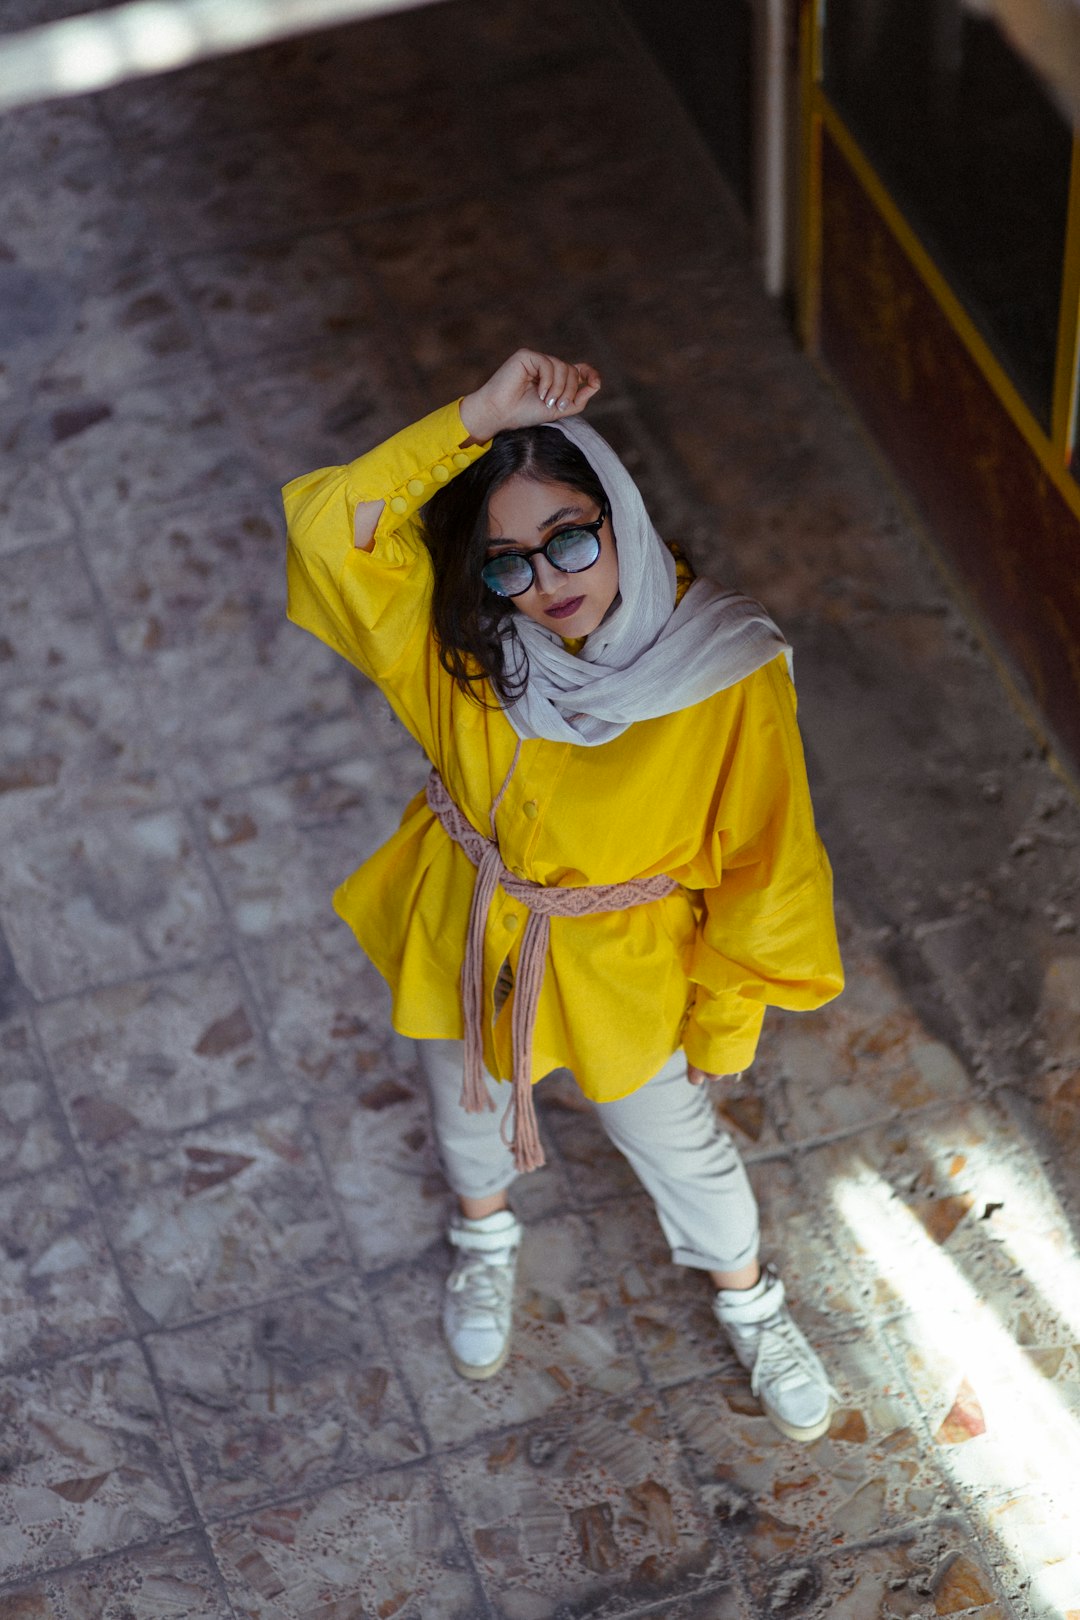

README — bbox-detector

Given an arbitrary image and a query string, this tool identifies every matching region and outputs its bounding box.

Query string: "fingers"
[567,361,602,414]
[534,357,602,416]
[471,350,602,435]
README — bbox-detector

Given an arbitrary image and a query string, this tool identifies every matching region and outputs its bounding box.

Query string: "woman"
[284,349,844,1443]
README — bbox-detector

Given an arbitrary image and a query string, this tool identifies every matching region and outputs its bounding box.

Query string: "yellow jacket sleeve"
[282,399,490,687]
[681,655,844,1075]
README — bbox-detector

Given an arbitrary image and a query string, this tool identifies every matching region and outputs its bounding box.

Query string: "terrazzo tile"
[530,157,739,286]
[312,1072,448,1270]
[224,334,422,486]
[196,751,429,939]
[0,670,169,834]
[358,194,540,324]
[1016,952,1080,1212]
[619,1587,746,1620]
[148,1279,424,1518]
[0,809,227,1000]
[588,1158,861,1392]
[0,129,142,272]
[87,1106,348,1329]
[142,633,382,799]
[0,543,112,689]
[740,1523,1007,1620]
[303,7,463,103]
[772,918,974,1144]
[586,1191,730,1391]
[405,299,586,407]
[753,1159,867,1342]
[980,1490,1080,1620]
[288,101,491,218]
[0,1340,189,1581]
[881,1300,1080,1508]
[651,375,835,517]
[209,1466,481,1620]
[443,0,603,74]
[38,959,272,1150]
[440,1398,722,1620]
[374,1214,642,1445]
[0,1020,69,1183]
[0,1532,232,1619]
[240,919,404,1095]
[47,373,256,525]
[100,37,328,146]
[30,253,200,389]
[589,261,786,393]
[813,1098,1072,1319]
[480,55,662,180]
[664,1330,951,1574]
[0,1164,129,1373]
[714,1024,790,1158]
[179,230,378,363]
[0,459,76,556]
[129,132,316,252]
[84,497,283,660]
[538,1078,642,1207]
[315,1050,572,1271]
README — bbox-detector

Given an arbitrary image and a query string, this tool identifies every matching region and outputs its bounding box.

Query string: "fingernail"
[546,397,555,408]
[557,398,568,410]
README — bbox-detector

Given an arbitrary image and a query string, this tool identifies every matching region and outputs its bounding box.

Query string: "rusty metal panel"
[818,126,1080,770]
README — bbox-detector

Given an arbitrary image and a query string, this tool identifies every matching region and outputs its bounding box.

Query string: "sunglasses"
[481,504,608,598]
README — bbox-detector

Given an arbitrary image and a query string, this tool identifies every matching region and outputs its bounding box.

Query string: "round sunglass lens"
[482,557,532,596]
[548,529,601,572]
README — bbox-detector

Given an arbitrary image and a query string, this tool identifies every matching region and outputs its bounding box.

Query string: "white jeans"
[415,1040,760,1274]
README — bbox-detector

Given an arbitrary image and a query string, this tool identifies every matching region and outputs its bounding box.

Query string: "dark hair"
[421,427,608,704]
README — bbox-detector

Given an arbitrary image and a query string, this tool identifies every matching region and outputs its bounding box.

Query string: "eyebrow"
[537,505,586,530]
[486,504,593,550]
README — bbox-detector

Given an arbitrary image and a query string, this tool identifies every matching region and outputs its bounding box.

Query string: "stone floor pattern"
[2,1,1080,1617]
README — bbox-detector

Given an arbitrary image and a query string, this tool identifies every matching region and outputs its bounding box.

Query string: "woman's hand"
[687,1065,743,1090]
[460,349,602,443]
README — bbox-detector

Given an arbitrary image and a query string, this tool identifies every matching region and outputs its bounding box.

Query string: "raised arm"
[351,349,602,552]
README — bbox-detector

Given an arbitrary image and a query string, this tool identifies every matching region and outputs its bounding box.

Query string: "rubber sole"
[761,1398,835,1445]
[449,1342,511,1381]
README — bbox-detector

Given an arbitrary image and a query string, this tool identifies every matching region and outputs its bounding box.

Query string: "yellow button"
[452,452,471,469]
[503,914,519,932]
[432,465,450,483]
[523,800,538,819]
[510,865,526,878]
[389,496,408,514]
[407,478,425,497]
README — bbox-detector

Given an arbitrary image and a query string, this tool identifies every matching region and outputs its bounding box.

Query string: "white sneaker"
[442,1208,522,1381]
[713,1265,836,1443]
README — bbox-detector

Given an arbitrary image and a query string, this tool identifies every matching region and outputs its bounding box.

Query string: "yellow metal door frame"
[797,0,1080,504]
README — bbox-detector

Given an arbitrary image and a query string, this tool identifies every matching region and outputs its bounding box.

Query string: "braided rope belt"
[425,767,676,1172]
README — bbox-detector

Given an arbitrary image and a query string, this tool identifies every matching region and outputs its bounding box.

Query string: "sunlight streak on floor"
[833,1166,1080,1617]
[0,0,449,112]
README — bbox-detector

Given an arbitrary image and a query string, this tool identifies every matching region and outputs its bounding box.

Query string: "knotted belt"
[425,760,677,1174]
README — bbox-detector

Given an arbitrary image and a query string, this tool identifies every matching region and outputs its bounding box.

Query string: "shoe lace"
[745,1312,826,1398]
[448,1254,514,1319]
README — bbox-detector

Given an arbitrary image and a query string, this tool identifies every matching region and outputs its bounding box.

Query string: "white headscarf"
[501,416,792,746]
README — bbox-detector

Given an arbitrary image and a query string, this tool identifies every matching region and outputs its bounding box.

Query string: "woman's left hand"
[687,1064,742,1088]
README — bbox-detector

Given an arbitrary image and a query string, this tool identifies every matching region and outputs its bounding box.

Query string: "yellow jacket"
[283,400,844,1102]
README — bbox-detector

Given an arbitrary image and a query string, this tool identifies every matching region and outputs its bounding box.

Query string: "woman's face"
[484,475,619,638]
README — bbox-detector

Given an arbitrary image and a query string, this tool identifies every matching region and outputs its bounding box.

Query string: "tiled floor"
[2,2,1080,1616]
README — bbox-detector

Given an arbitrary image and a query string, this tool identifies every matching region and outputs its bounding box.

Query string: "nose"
[530,553,562,596]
